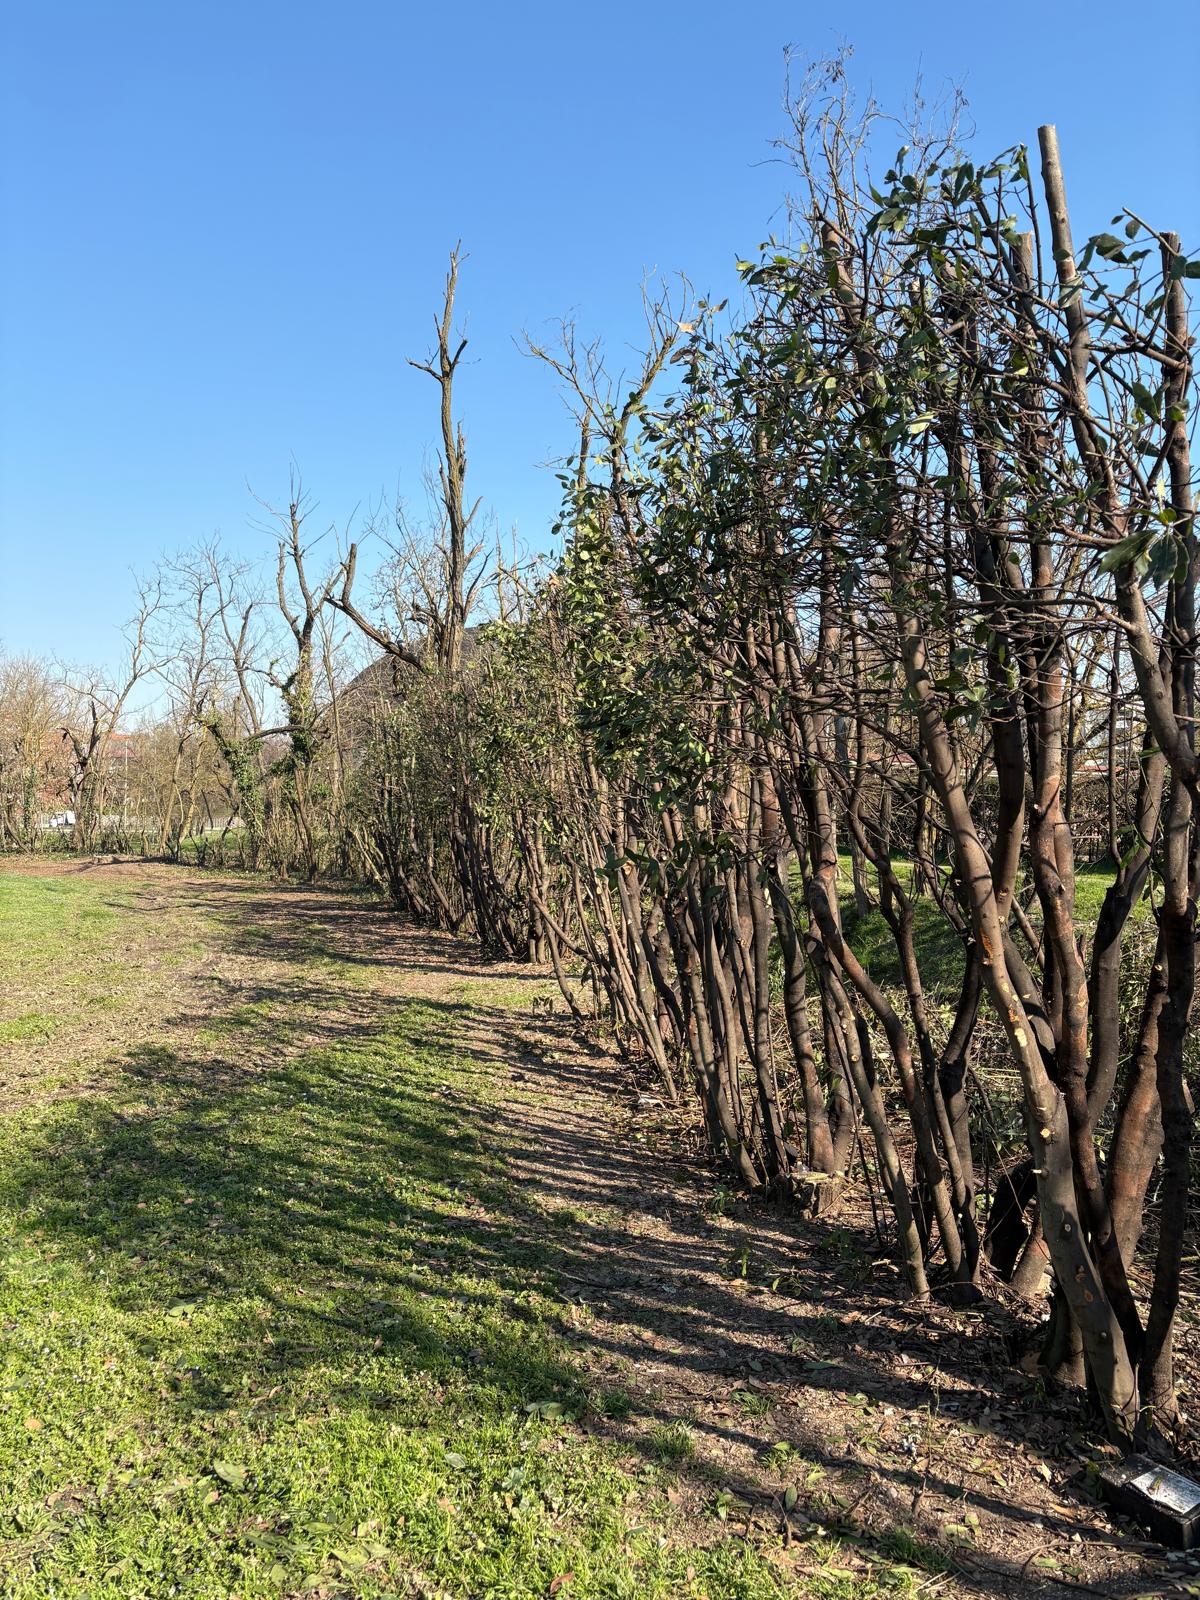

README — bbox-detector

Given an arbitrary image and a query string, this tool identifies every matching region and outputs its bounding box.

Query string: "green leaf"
[332,1545,368,1569]
[1099,531,1152,574]
[212,1460,248,1490]
[1144,534,1181,591]
[1091,232,1128,261]
[525,1398,568,1421]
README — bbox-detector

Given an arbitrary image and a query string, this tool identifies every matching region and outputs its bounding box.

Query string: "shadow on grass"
[0,864,1173,1598]
[0,1011,585,1429]
[0,1015,1132,1600]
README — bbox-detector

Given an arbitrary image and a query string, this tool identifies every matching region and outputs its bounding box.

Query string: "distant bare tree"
[0,654,68,847]
[153,544,223,855]
[61,579,164,851]
[334,247,489,674]
[259,477,342,877]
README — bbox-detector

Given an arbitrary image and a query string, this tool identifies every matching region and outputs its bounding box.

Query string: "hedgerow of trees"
[3,71,1196,1453]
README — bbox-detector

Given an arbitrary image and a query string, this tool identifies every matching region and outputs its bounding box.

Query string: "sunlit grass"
[833,853,1148,992]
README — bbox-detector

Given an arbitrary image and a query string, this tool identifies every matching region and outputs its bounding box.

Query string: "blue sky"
[2,0,1197,676]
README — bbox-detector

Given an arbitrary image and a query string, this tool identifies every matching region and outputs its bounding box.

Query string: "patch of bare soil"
[0,853,168,880]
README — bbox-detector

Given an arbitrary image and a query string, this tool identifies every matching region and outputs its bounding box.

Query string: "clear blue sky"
[2,0,1197,675]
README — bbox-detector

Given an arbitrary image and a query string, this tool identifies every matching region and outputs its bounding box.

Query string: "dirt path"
[4,857,1194,1598]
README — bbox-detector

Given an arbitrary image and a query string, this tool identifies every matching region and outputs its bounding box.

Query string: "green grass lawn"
[3,866,916,1600]
[0,870,128,1031]
[835,855,1146,995]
